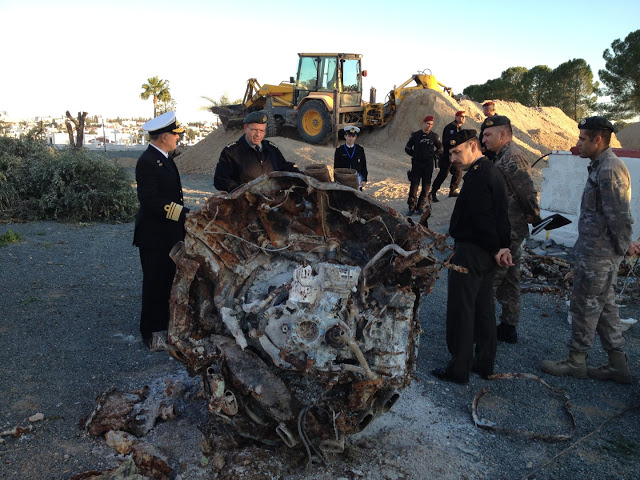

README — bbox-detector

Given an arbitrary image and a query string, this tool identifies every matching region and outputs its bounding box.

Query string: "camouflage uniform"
[492,141,540,326]
[569,147,632,352]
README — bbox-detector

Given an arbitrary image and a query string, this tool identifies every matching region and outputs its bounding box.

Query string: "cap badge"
[579,119,586,125]
[450,140,456,145]
[485,120,494,127]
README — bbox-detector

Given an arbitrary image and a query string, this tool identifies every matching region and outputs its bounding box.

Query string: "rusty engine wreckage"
[165,171,452,464]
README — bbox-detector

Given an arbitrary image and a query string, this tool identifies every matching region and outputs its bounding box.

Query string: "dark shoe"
[448,189,460,197]
[496,323,518,343]
[471,366,493,380]
[407,208,415,216]
[430,192,439,203]
[431,367,468,385]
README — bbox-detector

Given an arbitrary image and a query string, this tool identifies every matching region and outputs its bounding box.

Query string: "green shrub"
[0,138,137,222]
[0,229,21,246]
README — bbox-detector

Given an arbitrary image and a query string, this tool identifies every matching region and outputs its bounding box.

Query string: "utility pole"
[102,118,106,153]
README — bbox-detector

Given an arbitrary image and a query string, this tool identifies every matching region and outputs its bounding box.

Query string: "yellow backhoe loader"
[211,53,451,145]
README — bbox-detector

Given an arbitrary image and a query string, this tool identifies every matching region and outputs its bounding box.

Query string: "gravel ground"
[1,172,639,480]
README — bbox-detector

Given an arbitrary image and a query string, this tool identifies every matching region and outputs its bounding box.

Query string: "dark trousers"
[445,242,497,382]
[407,160,434,210]
[138,244,176,339]
[432,155,462,193]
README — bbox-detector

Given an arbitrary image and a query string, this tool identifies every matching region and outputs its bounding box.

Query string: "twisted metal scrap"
[167,172,455,451]
[471,373,576,442]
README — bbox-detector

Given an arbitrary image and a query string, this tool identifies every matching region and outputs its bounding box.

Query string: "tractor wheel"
[266,111,280,138]
[296,101,332,144]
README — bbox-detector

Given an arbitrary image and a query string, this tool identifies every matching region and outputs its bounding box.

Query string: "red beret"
[482,101,495,107]
[423,115,434,122]
[455,111,466,116]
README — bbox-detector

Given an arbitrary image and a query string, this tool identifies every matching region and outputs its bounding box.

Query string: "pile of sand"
[617,122,640,149]
[168,89,620,209]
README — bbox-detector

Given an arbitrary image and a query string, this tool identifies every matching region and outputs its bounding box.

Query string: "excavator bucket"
[210,104,250,130]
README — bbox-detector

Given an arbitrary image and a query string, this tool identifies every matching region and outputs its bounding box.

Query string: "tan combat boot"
[541,351,587,378]
[587,350,632,384]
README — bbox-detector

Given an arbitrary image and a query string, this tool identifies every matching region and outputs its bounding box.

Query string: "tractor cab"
[293,53,362,108]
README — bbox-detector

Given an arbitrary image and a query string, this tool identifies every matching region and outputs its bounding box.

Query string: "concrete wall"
[540,149,640,244]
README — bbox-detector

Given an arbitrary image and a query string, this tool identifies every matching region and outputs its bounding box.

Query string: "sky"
[2,0,639,124]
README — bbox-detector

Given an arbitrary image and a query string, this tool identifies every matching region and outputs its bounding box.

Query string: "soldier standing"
[334,126,368,190]
[482,115,541,343]
[431,129,512,384]
[405,115,443,214]
[133,111,189,349]
[541,116,633,384]
[431,110,466,202]
[214,111,299,192]
[479,101,498,160]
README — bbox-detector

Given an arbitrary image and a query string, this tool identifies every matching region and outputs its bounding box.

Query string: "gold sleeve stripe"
[164,202,183,221]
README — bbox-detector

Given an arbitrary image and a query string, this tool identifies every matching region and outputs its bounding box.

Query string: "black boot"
[496,323,518,344]
[430,191,439,203]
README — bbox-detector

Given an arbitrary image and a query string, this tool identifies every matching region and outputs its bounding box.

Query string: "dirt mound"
[617,122,640,149]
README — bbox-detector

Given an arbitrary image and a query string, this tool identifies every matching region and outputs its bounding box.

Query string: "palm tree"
[140,76,172,118]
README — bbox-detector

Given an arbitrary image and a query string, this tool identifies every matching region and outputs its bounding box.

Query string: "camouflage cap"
[481,115,510,129]
[449,129,477,147]
[243,111,268,125]
[578,116,616,133]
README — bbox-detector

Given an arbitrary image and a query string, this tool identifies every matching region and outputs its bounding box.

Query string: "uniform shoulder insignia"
[508,162,518,172]
[267,141,279,149]
[225,142,236,148]
[473,165,479,170]
[156,159,163,167]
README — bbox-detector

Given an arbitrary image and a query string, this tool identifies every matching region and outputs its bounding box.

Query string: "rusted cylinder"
[334,168,359,189]
[304,164,331,182]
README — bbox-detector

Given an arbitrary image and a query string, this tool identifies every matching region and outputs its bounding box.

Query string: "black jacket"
[214,135,299,192]
[449,156,511,255]
[441,121,462,156]
[405,130,443,165]
[334,143,368,181]
[133,145,189,248]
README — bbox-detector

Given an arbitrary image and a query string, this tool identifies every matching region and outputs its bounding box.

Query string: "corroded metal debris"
[471,373,576,442]
[167,172,450,458]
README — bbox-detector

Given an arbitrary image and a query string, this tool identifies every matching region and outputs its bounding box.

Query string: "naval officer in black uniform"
[431,129,512,384]
[133,111,189,349]
[213,111,300,192]
[334,125,368,190]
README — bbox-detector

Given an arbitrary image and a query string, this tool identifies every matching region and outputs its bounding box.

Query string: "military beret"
[143,111,185,135]
[449,129,477,147]
[243,111,268,125]
[344,126,360,135]
[482,115,511,129]
[455,111,466,117]
[578,116,616,133]
[482,101,495,107]
[423,115,434,122]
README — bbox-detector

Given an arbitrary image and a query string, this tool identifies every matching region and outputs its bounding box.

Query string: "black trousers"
[432,155,462,193]
[407,160,434,210]
[138,244,176,339]
[445,242,497,382]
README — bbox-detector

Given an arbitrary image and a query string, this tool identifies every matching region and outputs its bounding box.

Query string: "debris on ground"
[167,172,452,466]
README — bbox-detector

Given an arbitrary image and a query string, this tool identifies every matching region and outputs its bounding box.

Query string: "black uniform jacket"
[449,156,511,255]
[133,145,189,249]
[441,121,461,156]
[405,130,443,166]
[334,143,368,181]
[214,135,299,192]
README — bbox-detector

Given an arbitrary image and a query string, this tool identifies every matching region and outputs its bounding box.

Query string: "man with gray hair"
[482,115,541,344]
[541,116,633,384]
